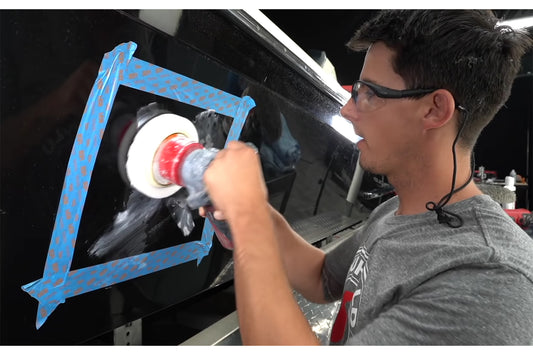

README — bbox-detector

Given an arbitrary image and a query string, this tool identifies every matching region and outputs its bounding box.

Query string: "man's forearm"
[268,205,327,303]
[229,203,320,345]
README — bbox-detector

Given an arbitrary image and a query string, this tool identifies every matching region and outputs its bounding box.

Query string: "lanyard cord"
[425,113,474,228]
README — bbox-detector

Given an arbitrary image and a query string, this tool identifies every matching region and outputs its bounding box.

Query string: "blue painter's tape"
[121,57,244,118]
[21,41,255,329]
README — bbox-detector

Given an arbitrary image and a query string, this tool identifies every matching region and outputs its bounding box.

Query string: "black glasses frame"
[352,80,437,100]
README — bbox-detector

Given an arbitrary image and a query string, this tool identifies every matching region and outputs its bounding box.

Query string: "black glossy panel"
[1,10,359,344]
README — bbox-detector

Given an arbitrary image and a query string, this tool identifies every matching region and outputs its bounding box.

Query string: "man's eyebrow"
[359,78,381,86]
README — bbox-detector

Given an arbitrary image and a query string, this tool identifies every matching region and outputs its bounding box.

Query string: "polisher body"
[124,113,234,249]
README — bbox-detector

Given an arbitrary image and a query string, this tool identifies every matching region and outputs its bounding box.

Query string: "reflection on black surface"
[242,83,301,180]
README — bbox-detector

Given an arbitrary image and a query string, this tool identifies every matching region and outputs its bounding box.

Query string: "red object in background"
[505,208,532,228]
[474,169,498,181]
[342,85,352,93]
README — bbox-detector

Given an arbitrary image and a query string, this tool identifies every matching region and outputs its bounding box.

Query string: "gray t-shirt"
[323,194,533,345]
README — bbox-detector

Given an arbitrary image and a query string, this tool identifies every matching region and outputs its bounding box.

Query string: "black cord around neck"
[425,113,473,228]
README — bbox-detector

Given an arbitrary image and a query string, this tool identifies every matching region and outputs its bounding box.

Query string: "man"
[202,10,533,345]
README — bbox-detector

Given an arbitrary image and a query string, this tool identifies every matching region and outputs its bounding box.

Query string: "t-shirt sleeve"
[346,264,533,345]
[321,229,364,302]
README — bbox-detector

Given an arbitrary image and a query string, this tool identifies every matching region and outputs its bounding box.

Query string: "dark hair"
[347,10,533,149]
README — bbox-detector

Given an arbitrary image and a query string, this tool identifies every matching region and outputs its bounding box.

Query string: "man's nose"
[340,99,357,123]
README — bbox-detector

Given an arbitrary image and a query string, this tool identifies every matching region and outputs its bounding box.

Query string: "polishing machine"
[121,109,234,249]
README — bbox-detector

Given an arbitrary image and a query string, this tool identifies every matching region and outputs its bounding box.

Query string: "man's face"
[341,42,425,177]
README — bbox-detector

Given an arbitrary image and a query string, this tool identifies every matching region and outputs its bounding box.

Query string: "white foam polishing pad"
[125,113,199,199]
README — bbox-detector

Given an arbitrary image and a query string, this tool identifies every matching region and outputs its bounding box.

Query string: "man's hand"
[202,140,268,223]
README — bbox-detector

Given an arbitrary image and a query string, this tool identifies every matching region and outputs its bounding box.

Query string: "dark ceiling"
[262,10,533,85]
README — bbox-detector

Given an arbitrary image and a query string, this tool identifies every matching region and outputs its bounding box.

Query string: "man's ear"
[422,89,457,130]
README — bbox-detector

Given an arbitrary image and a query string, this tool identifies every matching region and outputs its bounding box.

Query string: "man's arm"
[230,203,320,344]
[268,205,328,304]
[203,141,321,345]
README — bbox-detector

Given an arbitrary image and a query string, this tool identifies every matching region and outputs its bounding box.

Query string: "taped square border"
[21,42,255,329]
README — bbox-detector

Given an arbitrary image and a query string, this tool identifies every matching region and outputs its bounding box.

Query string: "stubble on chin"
[357,153,378,175]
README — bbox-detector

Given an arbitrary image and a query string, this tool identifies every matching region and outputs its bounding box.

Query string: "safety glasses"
[351,80,437,112]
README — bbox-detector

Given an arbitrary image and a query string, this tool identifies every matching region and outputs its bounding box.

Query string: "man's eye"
[362,88,376,100]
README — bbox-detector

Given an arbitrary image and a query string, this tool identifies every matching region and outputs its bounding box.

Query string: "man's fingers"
[198,206,225,221]
[213,210,225,220]
[199,207,206,217]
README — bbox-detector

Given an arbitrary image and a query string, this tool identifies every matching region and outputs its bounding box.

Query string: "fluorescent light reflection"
[330,115,362,144]
[497,16,533,30]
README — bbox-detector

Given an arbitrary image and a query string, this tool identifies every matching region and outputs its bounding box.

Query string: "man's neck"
[389,154,482,216]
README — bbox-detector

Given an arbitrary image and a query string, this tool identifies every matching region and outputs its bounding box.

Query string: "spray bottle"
[503,173,516,210]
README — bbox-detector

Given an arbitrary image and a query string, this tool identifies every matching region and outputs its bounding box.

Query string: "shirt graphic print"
[330,246,369,344]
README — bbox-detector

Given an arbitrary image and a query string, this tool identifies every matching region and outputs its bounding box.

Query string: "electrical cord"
[425,110,474,228]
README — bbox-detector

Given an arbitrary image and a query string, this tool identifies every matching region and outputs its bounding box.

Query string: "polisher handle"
[205,207,234,250]
[178,148,234,250]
